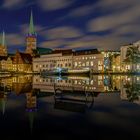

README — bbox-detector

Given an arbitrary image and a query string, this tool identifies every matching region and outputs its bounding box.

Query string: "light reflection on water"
[0,74,140,139]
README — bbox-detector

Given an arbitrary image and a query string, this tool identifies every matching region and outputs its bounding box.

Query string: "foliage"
[125,83,140,102]
[125,46,140,63]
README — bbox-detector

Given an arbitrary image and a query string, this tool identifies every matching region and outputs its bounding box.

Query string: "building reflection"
[11,75,32,95]
[0,75,139,107]
[33,75,120,93]
[120,75,140,104]
[0,74,139,131]
[54,85,94,113]
[0,92,7,115]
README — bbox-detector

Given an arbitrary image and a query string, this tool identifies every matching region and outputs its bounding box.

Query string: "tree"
[125,84,140,102]
[125,46,140,72]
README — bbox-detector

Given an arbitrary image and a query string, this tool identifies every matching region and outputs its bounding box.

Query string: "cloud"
[2,0,26,9]
[87,0,140,32]
[39,33,139,51]
[68,5,94,17]
[6,33,24,46]
[38,0,73,11]
[20,24,46,35]
[45,26,83,39]
[84,0,140,50]
[39,39,65,48]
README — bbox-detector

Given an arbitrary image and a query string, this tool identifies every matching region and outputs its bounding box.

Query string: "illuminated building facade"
[33,50,73,72]
[1,57,13,71]
[121,41,140,72]
[111,53,121,72]
[73,49,104,73]
[33,49,105,73]
[12,50,32,73]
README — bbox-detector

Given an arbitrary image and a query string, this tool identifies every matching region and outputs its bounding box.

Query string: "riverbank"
[0,71,140,77]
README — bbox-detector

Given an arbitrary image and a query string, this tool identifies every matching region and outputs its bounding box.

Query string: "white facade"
[73,54,104,72]
[33,53,73,72]
[33,52,104,73]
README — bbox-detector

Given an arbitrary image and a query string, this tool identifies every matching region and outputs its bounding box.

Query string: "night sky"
[0,0,140,53]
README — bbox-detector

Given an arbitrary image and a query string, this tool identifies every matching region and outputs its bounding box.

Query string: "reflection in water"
[120,75,140,104]
[54,86,94,113]
[0,93,7,115]
[0,74,140,135]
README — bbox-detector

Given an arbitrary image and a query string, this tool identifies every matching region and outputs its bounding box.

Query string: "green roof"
[36,47,52,55]
[0,31,6,46]
[29,11,36,35]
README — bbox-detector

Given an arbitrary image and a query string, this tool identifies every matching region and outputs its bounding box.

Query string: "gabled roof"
[13,51,32,64]
[20,53,32,64]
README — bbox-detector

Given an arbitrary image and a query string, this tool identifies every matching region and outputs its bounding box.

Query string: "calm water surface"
[0,74,140,139]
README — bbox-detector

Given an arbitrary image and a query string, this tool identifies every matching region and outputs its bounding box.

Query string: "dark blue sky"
[0,0,140,53]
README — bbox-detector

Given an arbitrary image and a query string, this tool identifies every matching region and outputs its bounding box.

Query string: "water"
[0,74,140,139]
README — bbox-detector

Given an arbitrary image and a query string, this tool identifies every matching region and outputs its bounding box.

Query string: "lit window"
[98,81,102,85]
[75,62,78,67]
[78,62,81,66]
[98,76,102,80]
[90,80,93,84]
[91,61,94,66]
[98,66,103,70]
[86,61,89,66]
[82,63,85,66]
[98,61,102,65]
[126,65,130,70]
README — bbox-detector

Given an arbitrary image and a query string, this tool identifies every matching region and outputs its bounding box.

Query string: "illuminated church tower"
[0,31,7,56]
[26,11,37,55]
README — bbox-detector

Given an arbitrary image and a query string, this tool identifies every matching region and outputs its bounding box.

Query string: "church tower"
[26,11,37,55]
[0,31,7,56]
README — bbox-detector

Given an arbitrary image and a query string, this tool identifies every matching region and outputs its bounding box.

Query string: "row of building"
[0,11,139,73]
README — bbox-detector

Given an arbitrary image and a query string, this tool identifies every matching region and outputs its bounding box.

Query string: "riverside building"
[33,49,105,73]
[121,41,140,72]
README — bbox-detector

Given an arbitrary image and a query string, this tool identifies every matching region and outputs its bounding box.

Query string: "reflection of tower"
[26,92,37,133]
[26,92,37,110]
[0,93,7,115]
[0,31,7,56]
[25,11,37,55]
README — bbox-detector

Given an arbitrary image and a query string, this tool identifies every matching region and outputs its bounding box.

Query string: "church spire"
[29,10,35,35]
[2,31,6,46]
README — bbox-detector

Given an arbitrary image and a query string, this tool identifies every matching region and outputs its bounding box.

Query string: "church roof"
[36,47,52,55]
[13,51,32,64]
[29,11,36,35]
